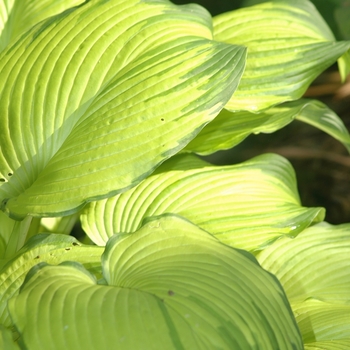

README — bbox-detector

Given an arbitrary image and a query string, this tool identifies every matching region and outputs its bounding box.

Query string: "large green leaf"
[213,0,350,111]
[304,339,350,350]
[184,98,350,155]
[81,153,324,251]
[0,233,103,327]
[0,325,19,350]
[0,0,246,219]
[257,222,350,346]
[293,299,350,344]
[0,0,85,51]
[8,215,303,349]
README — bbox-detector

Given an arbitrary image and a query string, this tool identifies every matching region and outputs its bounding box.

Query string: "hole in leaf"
[8,173,13,177]
[0,178,5,182]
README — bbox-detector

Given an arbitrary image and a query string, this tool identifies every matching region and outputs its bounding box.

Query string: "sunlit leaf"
[38,213,80,235]
[184,98,350,155]
[8,215,303,349]
[0,234,103,326]
[257,222,350,345]
[213,0,350,111]
[293,299,350,344]
[81,153,324,250]
[0,0,246,219]
[0,0,85,51]
[257,222,350,302]
[305,339,350,350]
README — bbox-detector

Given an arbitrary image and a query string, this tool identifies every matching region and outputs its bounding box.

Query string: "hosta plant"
[0,0,350,349]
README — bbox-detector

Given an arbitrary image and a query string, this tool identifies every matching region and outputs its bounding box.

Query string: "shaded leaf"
[38,213,80,235]
[0,325,19,350]
[338,49,350,81]
[8,215,303,349]
[0,233,103,326]
[184,98,350,155]
[0,211,14,259]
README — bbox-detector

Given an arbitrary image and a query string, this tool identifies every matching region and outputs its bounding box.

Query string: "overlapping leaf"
[81,153,324,250]
[213,0,350,111]
[0,211,13,259]
[0,0,246,219]
[0,0,14,47]
[304,339,350,350]
[0,325,19,350]
[0,0,85,51]
[257,222,350,347]
[184,98,350,154]
[8,215,303,349]
[293,300,350,344]
[0,213,38,263]
[0,233,103,327]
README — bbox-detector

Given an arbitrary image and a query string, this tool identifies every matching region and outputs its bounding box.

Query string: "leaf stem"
[4,216,33,259]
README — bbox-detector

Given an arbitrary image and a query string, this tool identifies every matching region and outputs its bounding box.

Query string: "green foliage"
[0,0,349,349]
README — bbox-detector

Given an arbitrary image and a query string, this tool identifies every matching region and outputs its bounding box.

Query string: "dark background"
[173,0,350,224]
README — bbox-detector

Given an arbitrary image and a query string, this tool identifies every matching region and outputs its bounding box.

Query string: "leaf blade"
[8,215,303,349]
[184,98,350,155]
[81,153,324,251]
[0,233,103,326]
[257,222,350,345]
[0,0,246,219]
[213,0,350,111]
[0,0,85,52]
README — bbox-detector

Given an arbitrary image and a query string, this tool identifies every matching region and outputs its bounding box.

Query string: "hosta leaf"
[0,0,246,219]
[0,213,36,262]
[38,213,80,235]
[213,0,350,111]
[8,215,303,349]
[295,100,350,153]
[0,0,85,51]
[257,222,350,302]
[0,211,14,258]
[0,233,103,327]
[305,339,350,350]
[293,299,350,344]
[338,49,350,82]
[81,153,324,250]
[0,0,14,44]
[257,222,350,345]
[184,98,350,155]
[0,325,19,350]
